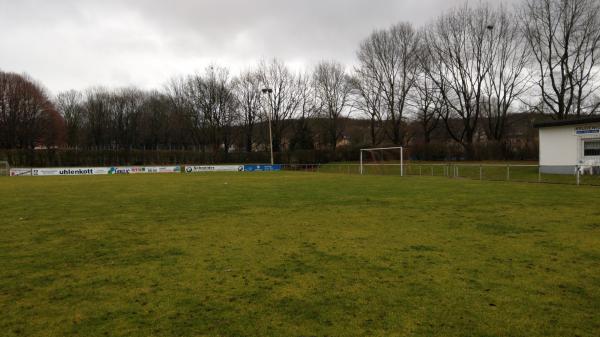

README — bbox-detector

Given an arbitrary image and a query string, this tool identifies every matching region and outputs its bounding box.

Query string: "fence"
[3,161,598,186]
[281,163,600,187]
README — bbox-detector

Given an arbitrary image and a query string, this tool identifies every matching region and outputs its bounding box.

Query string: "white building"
[535,117,600,174]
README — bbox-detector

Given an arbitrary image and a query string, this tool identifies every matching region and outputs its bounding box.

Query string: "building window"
[584,140,600,156]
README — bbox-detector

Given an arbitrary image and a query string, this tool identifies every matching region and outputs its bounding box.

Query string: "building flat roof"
[533,116,600,128]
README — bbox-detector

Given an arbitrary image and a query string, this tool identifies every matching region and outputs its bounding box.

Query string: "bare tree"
[183,66,238,154]
[55,90,84,149]
[138,91,171,150]
[165,77,197,150]
[523,0,600,119]
[83,88,113,149]
[233,69,262,152]
[257,59,303,152]
[112,88,145,150]
[483,6,531,141]
[290,71,317,150]
[349,72,385,146]
[357,22,420,145]
[313,61,353,150]
[411,70,443,144]
[422,4,495,158]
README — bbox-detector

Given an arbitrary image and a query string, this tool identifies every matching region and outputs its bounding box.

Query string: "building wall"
[539,126,579,166]
[539,123,600,174]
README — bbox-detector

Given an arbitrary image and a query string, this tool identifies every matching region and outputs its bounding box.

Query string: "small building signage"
[575,125,600,136]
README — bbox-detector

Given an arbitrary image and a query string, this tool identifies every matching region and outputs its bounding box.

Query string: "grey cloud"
[0,0,523,94]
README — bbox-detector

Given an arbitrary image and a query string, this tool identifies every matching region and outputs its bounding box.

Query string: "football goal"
[360,147,404,176]
[0,161,9,176]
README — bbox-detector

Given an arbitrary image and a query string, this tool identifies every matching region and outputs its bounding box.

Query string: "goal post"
[0,161,9,176]
[360,147,404,176]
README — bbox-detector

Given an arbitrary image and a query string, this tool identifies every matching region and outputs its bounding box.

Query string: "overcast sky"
[0,0,521,94]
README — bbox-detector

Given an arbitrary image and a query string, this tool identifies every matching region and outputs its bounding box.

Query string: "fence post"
[480,165,483,181]
[507,165,510,181]
[419,165,422,176]
[538,166,541,183]
[431,166,434,176]
[576,166,581,186]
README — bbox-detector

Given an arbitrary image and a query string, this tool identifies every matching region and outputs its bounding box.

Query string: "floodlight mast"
[360,146,404,177]
[261,88,275,165]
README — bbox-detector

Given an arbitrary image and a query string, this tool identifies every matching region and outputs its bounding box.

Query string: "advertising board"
[107,166,181,174]
[9,168,32,177]
[243,164,282,172]
[184,165,244,173]
[31,167,110,176]
[575,125,600,136]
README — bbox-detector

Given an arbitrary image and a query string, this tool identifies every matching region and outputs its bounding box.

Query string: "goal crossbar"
[360,147,404,176]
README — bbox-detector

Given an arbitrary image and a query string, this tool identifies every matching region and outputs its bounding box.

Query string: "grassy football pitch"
[1,172,599,336]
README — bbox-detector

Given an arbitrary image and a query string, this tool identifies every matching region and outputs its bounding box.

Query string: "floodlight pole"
[261,88,275,165]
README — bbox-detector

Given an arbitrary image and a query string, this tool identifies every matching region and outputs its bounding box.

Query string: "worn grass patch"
[1,172,599,336]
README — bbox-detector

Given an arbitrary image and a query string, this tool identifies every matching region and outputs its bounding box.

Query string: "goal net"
[360,147,404,176]
[0,161,9,176]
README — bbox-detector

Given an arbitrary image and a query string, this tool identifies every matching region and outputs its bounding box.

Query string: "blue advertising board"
[244,164,282,172]
[575,126,600,135]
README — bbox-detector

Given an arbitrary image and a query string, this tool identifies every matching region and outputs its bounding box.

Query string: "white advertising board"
[31,167,111,176]
[185,165,244,173]
[10,168,32,177]
[148,166,181,174]
[108,166,181,174]
[12,165,182,177]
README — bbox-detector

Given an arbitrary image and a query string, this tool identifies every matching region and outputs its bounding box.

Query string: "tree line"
[1,0,599,162]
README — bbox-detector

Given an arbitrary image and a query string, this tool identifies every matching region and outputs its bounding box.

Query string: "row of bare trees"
[51,59,352,153]
[2,0,599,160]
[353,0,600,157]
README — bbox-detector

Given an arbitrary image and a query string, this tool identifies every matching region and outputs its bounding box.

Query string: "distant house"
[534,117,600,174]
[336,133,351,148]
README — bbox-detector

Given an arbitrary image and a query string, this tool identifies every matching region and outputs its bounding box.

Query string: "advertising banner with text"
[184,165,244,173]
[243,164,282,172]
[108,166,181,174]
[10,168,32,177]
[8,164,287,177]
[575,125,600,136]
[31,167,111,176]
[20,166,181,176]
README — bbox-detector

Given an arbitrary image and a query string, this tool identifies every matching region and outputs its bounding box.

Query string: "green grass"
[1,172,599,336]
